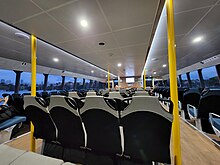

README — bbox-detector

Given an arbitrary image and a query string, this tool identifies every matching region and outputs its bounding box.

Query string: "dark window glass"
[76,78,84,90]
[85,79,90,90]
[202,66,220,87]
[20,72,44,94]
[181,74,189,87]
[190,71,200,88]
[0,69,15,96]
[64,77,75,91]
[47,75,62,91]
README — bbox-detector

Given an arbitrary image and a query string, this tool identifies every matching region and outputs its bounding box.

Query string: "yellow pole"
[108,66,110,91]
[143,69,146,90]
[30,35,37,152]
[166,0,182,165]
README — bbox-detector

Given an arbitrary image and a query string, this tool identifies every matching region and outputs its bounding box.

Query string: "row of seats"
[154,87,220,135]
[0,144,75,165]
[24,95,173,165]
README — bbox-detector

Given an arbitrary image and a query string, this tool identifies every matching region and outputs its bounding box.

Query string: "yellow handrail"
[108,66,110,91]
[30,35,37,152]
[166,0,182,164]
[144,69,146,90]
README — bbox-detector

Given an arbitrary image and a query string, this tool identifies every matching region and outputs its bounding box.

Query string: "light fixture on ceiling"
[153,71,157,75]
[162,64,167,67]
[117,63,122,67]
[105,75,108,77]
[15,32,30,39]
[192,36,203,43]
[151,58,158,61]
[91,70,94,73]
[99,42,105,46]
[53,58,59,62]
[80,20,88,27]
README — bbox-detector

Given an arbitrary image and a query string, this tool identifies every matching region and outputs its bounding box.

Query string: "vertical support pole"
[14,70,22,94]
[43,74,48,91]
[216,64,220,83]
[61,76,65,90]
[108,66,110,91]
[152,77,155,88]
[198,69,205,88]
[73,77,77,90]
[31,35,37,152]
[118,76,121,90]
[82,78,85,89]
[186,72,192,88]
[143,69,146,90]
[178,75,183,87]
[166,0,182,164]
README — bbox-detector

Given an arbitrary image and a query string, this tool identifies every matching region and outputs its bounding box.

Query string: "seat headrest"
[80,96,118,118]
[24,96,48,113]
[86,92,97,96]
[122,96,173,121]
[134,91,149,96]
[68,92,80,99]
[48,96,78,115]
[109,91,123,100]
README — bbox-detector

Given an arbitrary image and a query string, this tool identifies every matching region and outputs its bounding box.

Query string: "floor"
[4,119,220,165]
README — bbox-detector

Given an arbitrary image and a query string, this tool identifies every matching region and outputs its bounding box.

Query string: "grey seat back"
[24,96,57,141]
[68,92,80,99]
[134,91,149,96]
[121,96,173,163]
[109,91,124,100]
[86,92,97,96]
[49,96,85,148]
[80,96,122,154]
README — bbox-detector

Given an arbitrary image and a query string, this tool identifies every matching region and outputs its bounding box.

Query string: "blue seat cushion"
[0,116,26,130]
[188,108,196,117]
[212,118,220,130]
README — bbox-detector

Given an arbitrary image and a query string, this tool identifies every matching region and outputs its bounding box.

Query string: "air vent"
[200,56,219,64]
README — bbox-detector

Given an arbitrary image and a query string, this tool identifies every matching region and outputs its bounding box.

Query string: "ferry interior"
[0,0,220,165]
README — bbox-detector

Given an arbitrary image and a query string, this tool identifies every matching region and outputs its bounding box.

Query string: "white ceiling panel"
[0,0,42,23]
[121,44,147,59]
[15,13,76,43]
[113,24,152,47]
[48,0,111,38]
[174,0,218,13]
[98,0,159,30]
[32,0,76,10]
[81,33,118,51]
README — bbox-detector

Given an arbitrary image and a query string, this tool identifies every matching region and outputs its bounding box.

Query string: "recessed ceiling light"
[15,32,30,39]
[80,20,88,27]
[162,64,167,67]
[192,36,203,43]
[153,71,157,74]
[105,75,108,77]
[117,63,122,67]
[53,58,59,62]
[91,70,94,73]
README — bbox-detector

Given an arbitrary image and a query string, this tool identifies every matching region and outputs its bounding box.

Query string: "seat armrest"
[187,104,198,119]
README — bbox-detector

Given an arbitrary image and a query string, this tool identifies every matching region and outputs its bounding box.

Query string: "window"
[76,78,84,90]
[190,71,200,88]
[65,76,75,91]
[85,79,90,90]
[47,75,62,91]
[0,69,15,96]
[181,74,189,87]
[202,66,220,87]
[20,72,31,94]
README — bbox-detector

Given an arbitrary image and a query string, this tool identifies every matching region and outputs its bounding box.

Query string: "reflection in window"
[181,74,189,87]
[47,75,62,91]
[0,69,15,96]
[190,71,200,88]
[76,78,84,90]
[202,66,220,87]
[85,79,90,90]
[65,77,75,91]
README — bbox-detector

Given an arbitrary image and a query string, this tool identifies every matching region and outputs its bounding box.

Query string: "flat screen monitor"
[126,77,135,83]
